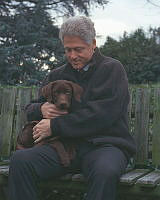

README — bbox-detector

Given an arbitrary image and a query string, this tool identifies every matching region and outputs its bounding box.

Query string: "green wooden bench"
[0,86,160,200]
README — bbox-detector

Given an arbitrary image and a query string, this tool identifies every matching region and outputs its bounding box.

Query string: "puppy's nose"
[59,103,68,110]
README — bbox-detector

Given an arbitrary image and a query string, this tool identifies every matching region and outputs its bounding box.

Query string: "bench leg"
[0,186,7,200]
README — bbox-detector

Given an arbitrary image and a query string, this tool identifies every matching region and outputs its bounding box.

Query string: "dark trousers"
[8,142,128,200]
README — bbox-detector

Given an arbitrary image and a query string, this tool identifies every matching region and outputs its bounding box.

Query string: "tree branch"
[147,0,160,8]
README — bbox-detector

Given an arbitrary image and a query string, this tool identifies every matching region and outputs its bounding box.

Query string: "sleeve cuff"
[25,103,44,121]
[50,118,61,137]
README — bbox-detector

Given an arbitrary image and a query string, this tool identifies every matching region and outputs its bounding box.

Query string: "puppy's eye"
[65,91,71,95]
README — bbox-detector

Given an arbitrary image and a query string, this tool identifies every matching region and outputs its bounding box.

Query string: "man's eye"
[64,48,71,52]
[75,48,84,52]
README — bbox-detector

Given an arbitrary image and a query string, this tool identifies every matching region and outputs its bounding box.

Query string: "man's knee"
[10,149,34,168]
[83,148,126,182]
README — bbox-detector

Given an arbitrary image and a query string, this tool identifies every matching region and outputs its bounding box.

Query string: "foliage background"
[100,27,160,84]
[0,0,160,86]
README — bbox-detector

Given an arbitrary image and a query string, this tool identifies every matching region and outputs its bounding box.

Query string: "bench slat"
[0,88,3,115]
[0,88,17,158]
[32,87,39,99]
[120,169,151,185]
[128,88,133,133]
[0,166,9,176]
[136,170,160,187]
[13,88,32,150]
[72,174,86,182]
[134,88,150,166]
[152,88,160,166]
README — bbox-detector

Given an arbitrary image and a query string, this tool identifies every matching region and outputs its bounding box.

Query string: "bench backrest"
[0,87,160,168]
[129,87,160,168]
[0,87,38,160]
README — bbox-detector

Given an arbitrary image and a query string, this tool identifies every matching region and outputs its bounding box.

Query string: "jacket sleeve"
[51,60,130,138]
[25,99,45,121]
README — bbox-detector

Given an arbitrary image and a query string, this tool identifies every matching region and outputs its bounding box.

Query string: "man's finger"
[33,125,39,132]
[49,110,68,115]
[33,133,40,140]
[32,128,39,135]
[34,136,43,144]
[47,113,63,118]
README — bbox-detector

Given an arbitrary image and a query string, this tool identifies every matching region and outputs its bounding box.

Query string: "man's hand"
[33,119,52,143]
[41,102,68,119]
[34,103,68,143]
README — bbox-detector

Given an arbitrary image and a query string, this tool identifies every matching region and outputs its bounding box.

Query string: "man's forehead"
[63,35,88,45]
[64,46,85,50]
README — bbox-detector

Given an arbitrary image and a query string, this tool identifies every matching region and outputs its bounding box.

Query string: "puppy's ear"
[68,81,83,102]
[41,82,56,103]
[22,121,39,131]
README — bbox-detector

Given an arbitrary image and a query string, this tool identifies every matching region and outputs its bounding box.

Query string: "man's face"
[63,35,96,70]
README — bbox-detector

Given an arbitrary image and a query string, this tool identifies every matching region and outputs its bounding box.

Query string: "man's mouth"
[70,60,83,69]
[72,60,80,64]
[73,62,81,65]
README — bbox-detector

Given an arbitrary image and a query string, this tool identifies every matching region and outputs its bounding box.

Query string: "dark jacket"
[25,48,136,157]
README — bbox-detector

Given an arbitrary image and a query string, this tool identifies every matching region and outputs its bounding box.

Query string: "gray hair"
[59,16,96,44]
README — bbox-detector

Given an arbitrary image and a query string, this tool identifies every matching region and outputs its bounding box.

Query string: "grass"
[41,188,85,200]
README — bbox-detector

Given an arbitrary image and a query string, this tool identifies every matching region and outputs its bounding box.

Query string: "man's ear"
[92,39,96,50]
[41,82,56,103]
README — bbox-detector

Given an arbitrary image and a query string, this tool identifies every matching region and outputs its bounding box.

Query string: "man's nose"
[69,50,78,59]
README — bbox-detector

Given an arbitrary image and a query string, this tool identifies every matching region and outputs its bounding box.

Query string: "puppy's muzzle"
[55,94,71,111]
[59,102,69,110]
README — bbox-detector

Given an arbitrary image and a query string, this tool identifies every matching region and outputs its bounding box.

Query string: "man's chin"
[71,64,84,70]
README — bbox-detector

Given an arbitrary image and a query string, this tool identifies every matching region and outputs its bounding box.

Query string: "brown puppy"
[41,80,83,110]
[16,80,83,167]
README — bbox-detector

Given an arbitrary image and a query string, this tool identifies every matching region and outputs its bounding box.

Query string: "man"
[8,16,136,200]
